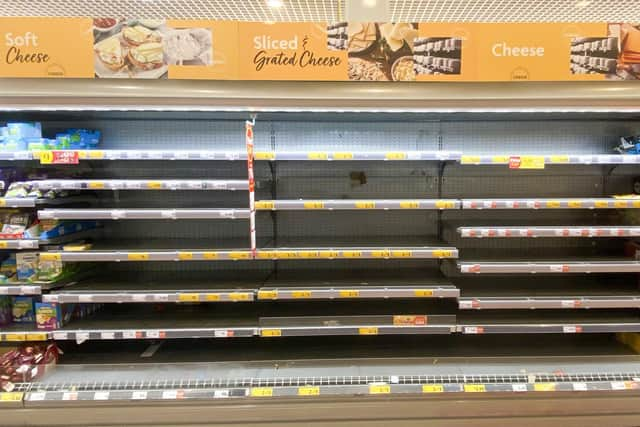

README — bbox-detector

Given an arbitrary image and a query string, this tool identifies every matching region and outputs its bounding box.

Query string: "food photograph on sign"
[570,23,639,80]
[413,37,462,75]
[92,18,213,79]
[331,22,418,81]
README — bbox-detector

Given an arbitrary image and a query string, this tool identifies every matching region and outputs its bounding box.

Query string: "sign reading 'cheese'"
[0,18,638,82]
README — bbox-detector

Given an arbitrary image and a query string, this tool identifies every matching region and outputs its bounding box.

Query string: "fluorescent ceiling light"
[575,1,591,7]
[266,0,283,8]
[362,0,378,7]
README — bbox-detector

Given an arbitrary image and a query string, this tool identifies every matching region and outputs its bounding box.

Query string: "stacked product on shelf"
[570,37,618,75]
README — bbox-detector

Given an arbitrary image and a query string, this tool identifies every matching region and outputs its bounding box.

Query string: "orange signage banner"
[0,18,638,81]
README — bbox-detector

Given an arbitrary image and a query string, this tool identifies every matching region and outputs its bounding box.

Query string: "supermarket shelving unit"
[1,79,640,426]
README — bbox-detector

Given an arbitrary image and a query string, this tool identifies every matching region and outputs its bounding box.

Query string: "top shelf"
[4,150,638,165]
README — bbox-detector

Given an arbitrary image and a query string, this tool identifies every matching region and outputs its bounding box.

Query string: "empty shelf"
[29,179,248,191]
[459,259,640,274]
[462,198,640,210]
[458,226,640,238]
[39,208,250,220]
[460,154,640,165]
[256,199,459,210]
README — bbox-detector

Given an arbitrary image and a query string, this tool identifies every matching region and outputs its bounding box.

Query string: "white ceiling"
[1,0,639,22]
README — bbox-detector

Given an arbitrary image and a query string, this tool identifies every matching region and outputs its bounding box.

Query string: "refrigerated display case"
[1,78,640,426]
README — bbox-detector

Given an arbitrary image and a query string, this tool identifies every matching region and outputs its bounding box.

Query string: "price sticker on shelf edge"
[333,152,354,160]
[258,290,278,300]
[127,253,149,261]
[369,384,390,394]
[433,250,453,258]
[229,292,251,301]
[229,251,250,260]
[5,333,26,342]
[307,152,328,160]
[255,201,275,210]
[304,201,325,209]
[550,155,570,164]
[26,333,47,341]
[546,200,561,208]
[568,200,582,208]
[464,326,484,334]
[342,250,362,258]
[40,253,62,261]
[400,201,419,209]
[372,250,390,258]
[414,289,434,297]
[595,200,610,208]
[359,327,378,335]
[0,392,24,402]
[250,387,273,397]
[261,329,282,337]
[461,155,481,164]
[491,156,509,164]
[435,200,455,209]
[391,250,412,258]
[422,384,444,393]
[254,152,275,160]
[614,200,629,209]
[511,155,545,169]
[177,252,193,261]
[178,293,200,302]
[339,289,360,298]
[298,251,319,258]
[385,152,406,160]
[39,150,79,165]
[205,293,221,301]
[298,386,320,396]
[464,384,486,393]
[355,201,375,209]
[534,383,557,392]
[292,290,312,298]
[563,325,582,333]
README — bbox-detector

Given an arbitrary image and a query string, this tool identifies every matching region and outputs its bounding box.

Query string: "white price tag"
[160,210,176,219]
[62,392,78,401]
[464,326,482,334]
[526,200,538,209]
[100,332,115,340]
[94,391,110,400]
[611,381,627,390]
[110,209,126,220]
[560,300,577,308]
[214,330,230,338]
[563,326,579,333]
[126,181,142,189]
[162,390,178,399]
[572,382,588,391]
[569,229,584,237]
[153,294,170,302]
[550,265,567,273]
[132,391,147,400]
[0,287,7,295]
[219,210,235,218]
[504,201,517,209]
[460,229,472,237]
[78,295,93,303]
[131,294,148,302]
[459,300,474,309]
[76,332,90,344]
[122,330,137,339]
[53,332,68,340]
[512,384,528,392]
[29,392,46,401]
[483,201,494,209]
[214,389,230,398]
[146,330,160,339]
[480,229,490,237]
[390,375,400,384]
[188,181,204,189]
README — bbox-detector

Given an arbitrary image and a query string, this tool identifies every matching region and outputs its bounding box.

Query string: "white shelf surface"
[459,260,640,274]
[458,226,640,238]
[38,208,250,220]
[28,179,248,191]
[462,198,640,210]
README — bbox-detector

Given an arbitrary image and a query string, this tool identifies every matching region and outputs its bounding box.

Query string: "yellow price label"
[545,200,561,208]
[203,252,218,260]
[127,253,149,261]
[76,150,87,159]
[250,387,273,397]
[550,155,570,163]
[0,392,23,402]
[355,201,375,209]
[568,200,582,208]
[177,252,193,260]
[40,253,62,261]
[88,182,105,189]
[261,329,282,337]
[292,290,312,298]
[595,200,610,208]
[298,386,320,396]
[26,333,48,341]
[422,384,444,393]
[229,251,250,260]
[433,250,453,258]
[304,201,325,209]
[633,201,640,208]
[229,292,251,301]
[534,383,556,392]
[414,289,434,297]
[369,384,390,394]
[520,155,545,169]
[258,290,278,300]
[333,152,354,160]
[359,327,378,335]
[0,242,7,249]
[385,152,407,160]
[435,200,455,209]
[38,151,54,164]
[491,156,509,163]
[319,251,339,258]
[88,151,105,159]
[204,293,220,301]
[614,200,629,208]
[275,250,297,259]
[342,251,362,258]
[307,152,328,160]
[460,155,481,164]
[399,201,419,209]
[464,384,486,393]
[298,251,319,258]
[5,333,26,342]
[255,201,275,210]
[254,151,275,160]
[372,250,390,258]
[391,250,412,258]
[339,290,360,298]
[178,293,199,302]
[147,181,163,190]
[0,199,5,207]
[257,251,275,259]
